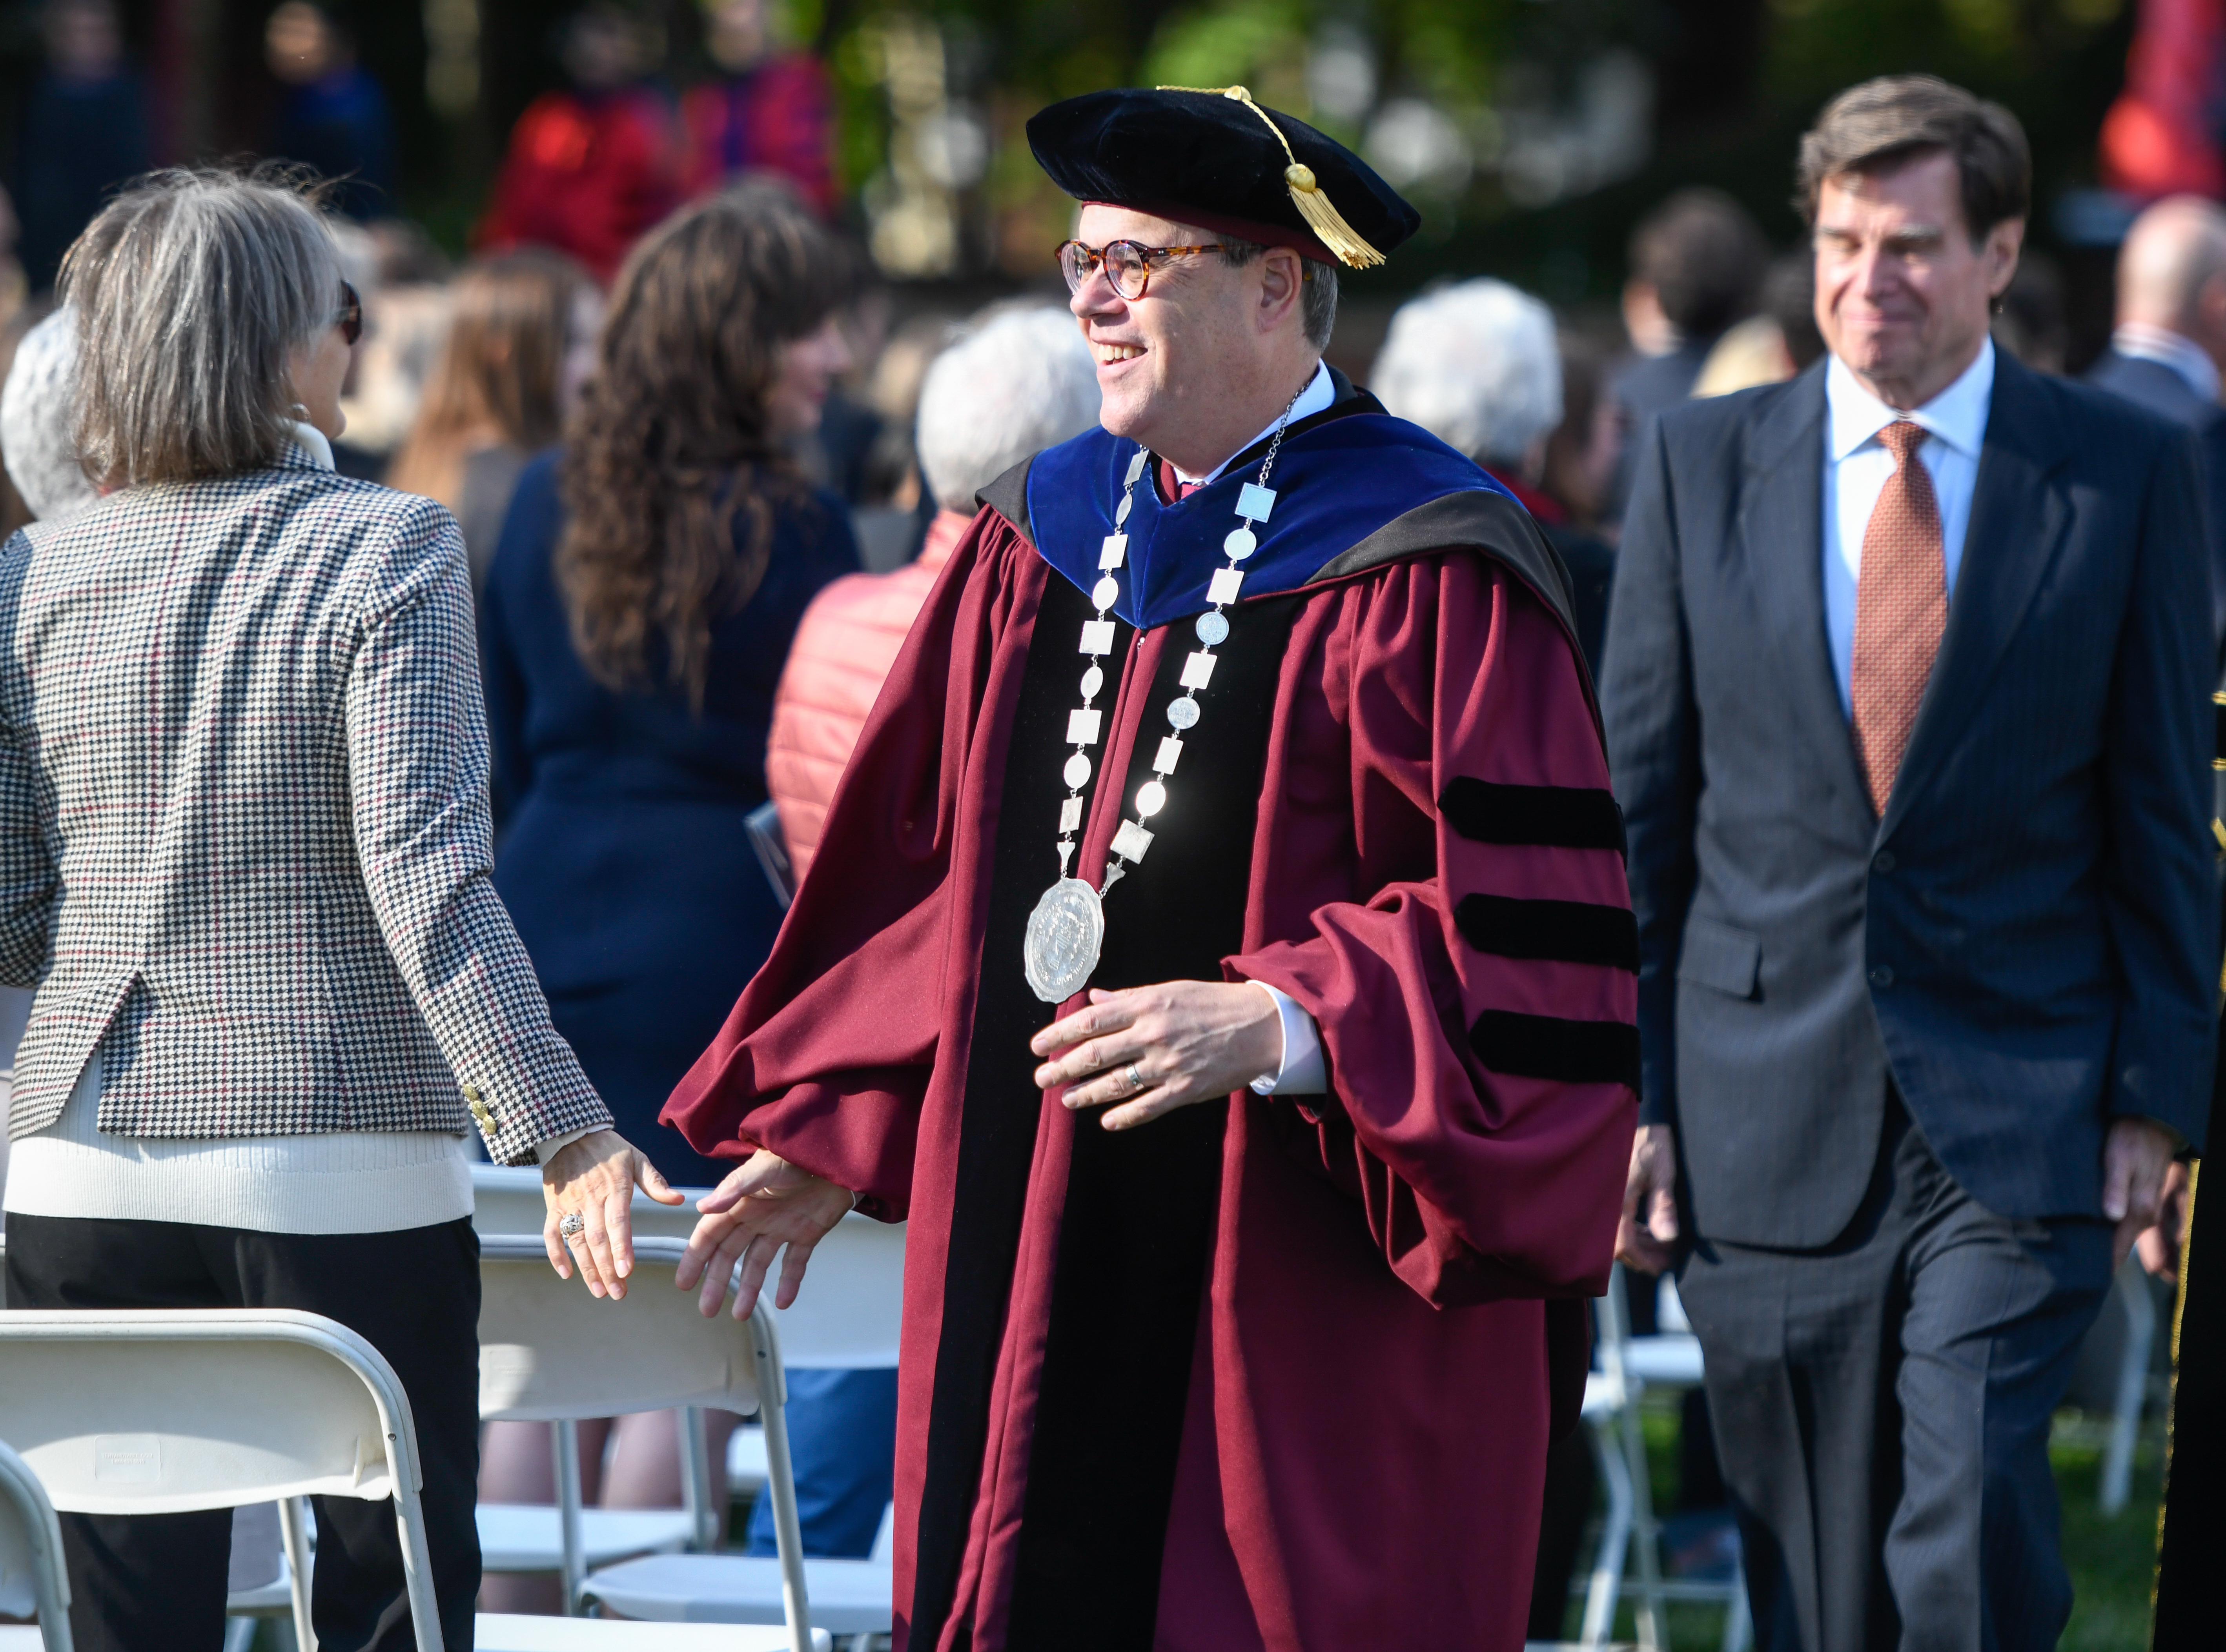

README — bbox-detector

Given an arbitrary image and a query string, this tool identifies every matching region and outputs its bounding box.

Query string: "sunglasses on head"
[333,280,362,347]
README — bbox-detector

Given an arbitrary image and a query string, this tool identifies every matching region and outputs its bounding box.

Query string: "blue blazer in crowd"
[1604,349,2218,1249]
[478,452,862,1186]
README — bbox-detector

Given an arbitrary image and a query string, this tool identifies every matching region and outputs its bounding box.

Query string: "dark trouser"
[4,1214,482,1652]
[1676,1099,2113,1652]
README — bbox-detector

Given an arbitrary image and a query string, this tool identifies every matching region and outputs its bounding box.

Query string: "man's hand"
[2104,1116,2178,1272]
[2135,1160,2193,1284]
[676,1148,855,1321]
[1031,981,1282,1131]
[542,1128,685,1300]
[1616,1124,1681,1274]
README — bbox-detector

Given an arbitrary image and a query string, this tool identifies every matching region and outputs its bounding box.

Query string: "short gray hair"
[2,307,98,522]
[1219,236,1339,349]
[1370,278,1561,466]
[916,306,1101,512]
[64,168,343,484]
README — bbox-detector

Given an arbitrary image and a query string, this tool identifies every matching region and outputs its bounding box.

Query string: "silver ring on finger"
[560,1212,585,1239]
[1126,1063,1144,1095]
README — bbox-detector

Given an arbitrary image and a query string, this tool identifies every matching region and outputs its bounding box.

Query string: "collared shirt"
[1822,338,1995,717]
[2110,321,2222,404]
[1174,358,1334,488]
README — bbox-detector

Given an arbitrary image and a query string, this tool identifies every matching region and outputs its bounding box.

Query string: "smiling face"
[1811,149,2021,408]
[1068,202,1319,478]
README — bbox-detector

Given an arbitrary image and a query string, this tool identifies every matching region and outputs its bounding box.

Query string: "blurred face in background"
[706,0,770,73]
[265,2,338,86]
[1811,149,2021,408]
[45,0,122,81]
[766,316,852,439]
[563,9,640,91]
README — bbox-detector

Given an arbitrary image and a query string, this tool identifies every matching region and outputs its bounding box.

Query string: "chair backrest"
[479,1235,769,1423]
[0,1438,70,1648]
[472,1166,905,1370]
[0,1311,417,1516]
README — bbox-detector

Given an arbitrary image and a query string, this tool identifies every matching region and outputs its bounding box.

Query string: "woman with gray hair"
[0,168,670,1650]
[1371,276,1614,669]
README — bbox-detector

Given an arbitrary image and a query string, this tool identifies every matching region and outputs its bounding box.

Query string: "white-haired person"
[742,302,1096,1559]
[765,303,1099,879]
[0,168,673,1651]
[1371,276,1614,668]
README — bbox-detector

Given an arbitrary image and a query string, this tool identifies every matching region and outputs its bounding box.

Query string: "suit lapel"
[1734,366,1874,830]
[1877,352,2072,840]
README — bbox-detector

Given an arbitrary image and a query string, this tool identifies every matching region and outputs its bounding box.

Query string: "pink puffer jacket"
[765,508,969,881]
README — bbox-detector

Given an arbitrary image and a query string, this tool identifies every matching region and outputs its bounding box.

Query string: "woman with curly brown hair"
[475,184,860,1587]
[480,180,858,1192]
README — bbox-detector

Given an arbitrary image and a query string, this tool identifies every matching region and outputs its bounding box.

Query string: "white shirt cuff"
[1246,981,1326,1095]
[532,1126,597,1166]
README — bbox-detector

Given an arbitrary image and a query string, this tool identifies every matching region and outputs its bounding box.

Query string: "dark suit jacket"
[2084,347,2226,647]
[1604,351,2217,1248]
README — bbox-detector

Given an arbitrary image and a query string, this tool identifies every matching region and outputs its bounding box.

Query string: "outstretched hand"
[676,1148,856,1321]
[542,1128,685,1300]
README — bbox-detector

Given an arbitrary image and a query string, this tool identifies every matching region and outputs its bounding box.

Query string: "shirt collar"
[2111,322,2222,404]
[1825,336,1994,465]
[1175,358,1335,487]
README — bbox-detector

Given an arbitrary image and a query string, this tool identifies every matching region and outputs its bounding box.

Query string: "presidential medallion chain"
[1022,393,1300,1004]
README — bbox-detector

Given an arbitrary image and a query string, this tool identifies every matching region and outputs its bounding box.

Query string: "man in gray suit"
[1606,76,2214,1652]
[2085,195,2226,646]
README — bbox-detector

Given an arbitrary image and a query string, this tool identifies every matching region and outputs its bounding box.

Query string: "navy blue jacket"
[479,452,861,1185]
[2085,347,2226,651]
[1605,351,2216,1247]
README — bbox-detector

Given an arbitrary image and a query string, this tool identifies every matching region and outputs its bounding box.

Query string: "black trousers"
[4,1213,482,1652]
[1677,1099,2113,1652]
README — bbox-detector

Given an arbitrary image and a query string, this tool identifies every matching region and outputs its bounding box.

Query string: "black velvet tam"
[1027,86,1420,264]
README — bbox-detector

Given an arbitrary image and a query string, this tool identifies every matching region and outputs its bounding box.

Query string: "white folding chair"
[473,1168,729,1584]
[2097,1255,2161,1515]
[475,1233,816,1651]
[0,1308,443,1652]
[1576,1264,1750,1652]
[579,1213,903,1645]
[0,1438,71,1652]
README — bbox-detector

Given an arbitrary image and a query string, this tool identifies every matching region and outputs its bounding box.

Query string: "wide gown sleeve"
[1229,553,1637,1306]
[661,510,1028,1216]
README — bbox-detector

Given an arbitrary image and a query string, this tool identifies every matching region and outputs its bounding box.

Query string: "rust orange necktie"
[1850,420,1948,817]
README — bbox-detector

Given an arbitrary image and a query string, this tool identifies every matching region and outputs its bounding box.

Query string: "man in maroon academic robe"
[665,86,1638,1651]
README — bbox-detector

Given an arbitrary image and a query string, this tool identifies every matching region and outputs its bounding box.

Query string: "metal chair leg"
[279,1494,317,1652]
[554,1418,587,1617]
[2100,1261,2157,1515]
[1579,1414,1632,1648]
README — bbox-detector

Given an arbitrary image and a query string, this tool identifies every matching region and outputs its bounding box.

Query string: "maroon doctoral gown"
[666,405,1637,1652]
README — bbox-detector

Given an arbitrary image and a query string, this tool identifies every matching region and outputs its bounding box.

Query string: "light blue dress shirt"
[1822,339,1995,717]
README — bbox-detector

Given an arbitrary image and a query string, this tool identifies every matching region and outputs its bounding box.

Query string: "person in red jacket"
[767,304,1100,878]
[682,0,837,218]
[475,4,683,285]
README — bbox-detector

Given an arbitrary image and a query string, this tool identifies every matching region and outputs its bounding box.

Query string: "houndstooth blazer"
[0,444,610,1165]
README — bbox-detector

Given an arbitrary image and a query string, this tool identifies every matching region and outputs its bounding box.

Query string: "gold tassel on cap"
[1155,84,1386,269]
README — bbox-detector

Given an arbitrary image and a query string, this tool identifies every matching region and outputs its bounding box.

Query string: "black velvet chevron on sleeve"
[1455,893,1638,973]
[2212,690,2226,769]
[1439,778,1626,856]
[1468,1009,1641,1090]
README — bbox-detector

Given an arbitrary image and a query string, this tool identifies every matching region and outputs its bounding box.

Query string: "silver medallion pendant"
[1024,876,1105,1003]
